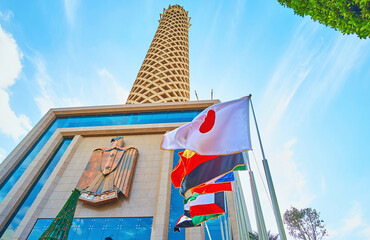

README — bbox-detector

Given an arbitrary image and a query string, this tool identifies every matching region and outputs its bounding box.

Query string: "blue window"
[1,139,72,238]
[27,217,153,240]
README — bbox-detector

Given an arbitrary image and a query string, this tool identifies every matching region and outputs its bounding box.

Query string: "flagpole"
[235,173,253,234]
[220,217,225,240]
[233,185,248,240]
[205,222,212,240]
[249,96,287,240]
[223,194,230,240]
[235,174,252,240]
[245,152,269,240]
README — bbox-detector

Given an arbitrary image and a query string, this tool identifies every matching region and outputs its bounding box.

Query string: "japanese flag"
[161,97,251,155]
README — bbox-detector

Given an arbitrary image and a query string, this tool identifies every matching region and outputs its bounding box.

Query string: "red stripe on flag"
[171,160,185,188]
[182,151,218,176]
[190,203,225,217]
[191,182,232,194]
[171,151,218,188]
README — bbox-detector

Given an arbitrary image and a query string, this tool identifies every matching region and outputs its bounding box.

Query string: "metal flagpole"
[220,217,225,240]
[205,222,212,240]
[249,96,287,240]
[233,184,248,240]
[235,173,253,234]
[244,152,269,240]
[235,174,252,240]
[223,193,230,240]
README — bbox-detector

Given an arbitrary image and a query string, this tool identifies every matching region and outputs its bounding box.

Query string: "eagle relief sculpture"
[76,136,138,205]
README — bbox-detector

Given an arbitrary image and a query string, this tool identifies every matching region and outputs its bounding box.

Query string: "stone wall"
[39,134,164,219]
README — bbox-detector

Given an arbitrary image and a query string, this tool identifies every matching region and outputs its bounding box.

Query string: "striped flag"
[174,203,196,231]
[191,172,234,194]
[174,193,224,232]
[188,192,226,217]
[171,150,245,196]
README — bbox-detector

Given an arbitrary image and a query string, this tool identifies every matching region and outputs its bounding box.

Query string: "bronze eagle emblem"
[76,136,138,205]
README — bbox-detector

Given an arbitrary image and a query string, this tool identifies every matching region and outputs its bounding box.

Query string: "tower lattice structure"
[126,5,191,104]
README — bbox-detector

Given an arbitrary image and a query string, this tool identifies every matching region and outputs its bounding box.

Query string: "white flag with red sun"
[161,97,252,155]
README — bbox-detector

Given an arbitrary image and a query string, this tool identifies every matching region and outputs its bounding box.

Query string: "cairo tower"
[127,5,191,104]
[0,5,249,240]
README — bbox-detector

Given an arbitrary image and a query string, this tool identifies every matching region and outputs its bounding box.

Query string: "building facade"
[0,5,250,240]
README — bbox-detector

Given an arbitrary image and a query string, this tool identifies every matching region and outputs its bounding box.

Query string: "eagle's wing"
[113,147,138,197]
[76,148,104,190]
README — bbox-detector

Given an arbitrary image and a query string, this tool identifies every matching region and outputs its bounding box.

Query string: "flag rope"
[250,150,273,209]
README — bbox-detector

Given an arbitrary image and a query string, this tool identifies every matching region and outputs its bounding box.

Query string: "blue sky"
[0,0,369,239]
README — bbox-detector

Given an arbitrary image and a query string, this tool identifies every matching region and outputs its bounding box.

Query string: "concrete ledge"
[51,100,220,116]
[59,122,187,137]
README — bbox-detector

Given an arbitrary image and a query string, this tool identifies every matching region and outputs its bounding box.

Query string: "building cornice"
[51,100,220,116]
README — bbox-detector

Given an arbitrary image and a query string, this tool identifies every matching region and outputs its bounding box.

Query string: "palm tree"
[249,231,279,240]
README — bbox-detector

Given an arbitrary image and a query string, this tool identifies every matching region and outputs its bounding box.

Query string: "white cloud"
[328,202,370,239]
[321,177,326,193]
[339,202,363,233]
[32,56,83,115]
[0,10,14,22]
[32,59,128,116]
[64,0,79,26]
[361,226,370,239]
[302,35,368,113]
[260,19,369,138]
[0,25,32,141]
[261,19,319,138]
[0,26,22,89]
[33,57,54,114]
[272,138,315,208]
[97,68,129,103]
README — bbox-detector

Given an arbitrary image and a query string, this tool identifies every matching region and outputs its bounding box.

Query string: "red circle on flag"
[199,110,216,133]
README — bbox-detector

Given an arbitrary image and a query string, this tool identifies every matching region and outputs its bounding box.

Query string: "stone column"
[150,148,174,239]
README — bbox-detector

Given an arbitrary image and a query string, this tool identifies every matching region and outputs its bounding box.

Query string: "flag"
[174,202,196,231]
[161,97,251,155]
[174,207,222,232]
[171,150,245,196]
[174,194,223,232]
[171,150,218,188]
[188,192,226,217]
[191,172,234,194]
[216,172,235,182]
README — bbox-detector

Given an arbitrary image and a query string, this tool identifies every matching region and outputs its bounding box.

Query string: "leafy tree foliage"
[249,231,279,240]
[283,207,328,240]
[277,0,370,39]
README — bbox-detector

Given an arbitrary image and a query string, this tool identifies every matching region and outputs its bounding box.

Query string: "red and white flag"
[161,97,252,155]
[189,192,225,217]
